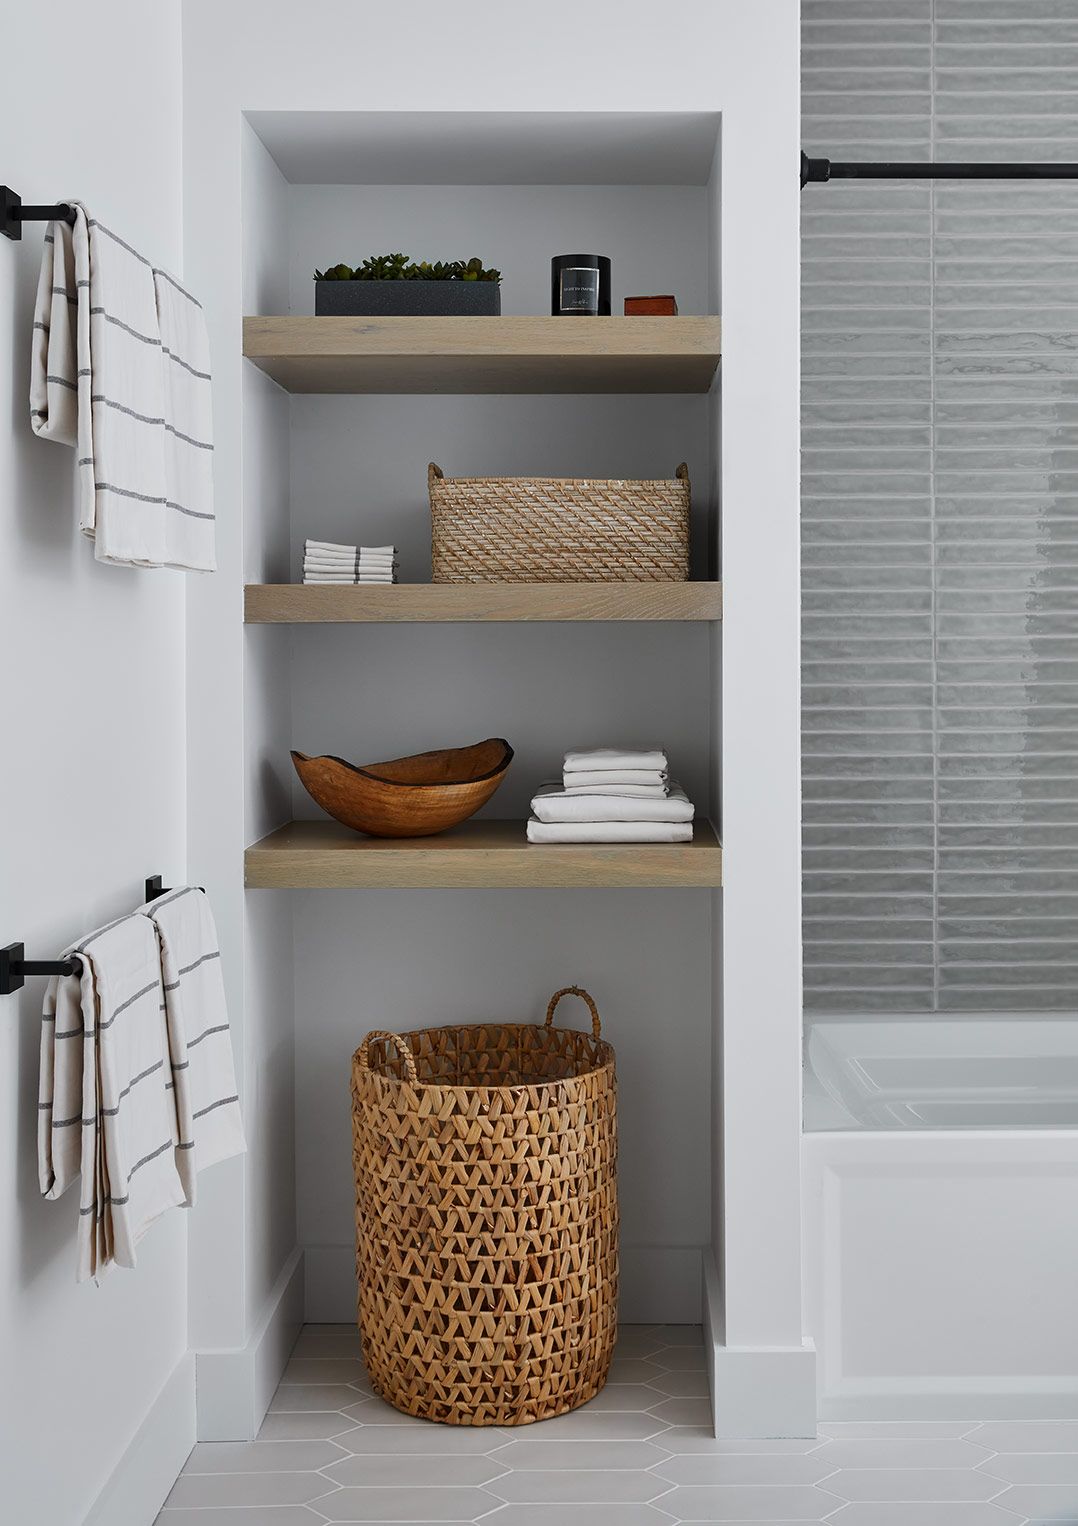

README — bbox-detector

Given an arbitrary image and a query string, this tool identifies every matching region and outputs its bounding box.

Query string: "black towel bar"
[1,874,182,995]
[1,185,76,241]
[801,151,1078,188]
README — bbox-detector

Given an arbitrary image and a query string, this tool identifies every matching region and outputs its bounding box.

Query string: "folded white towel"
[304,570,398,580]
[142,886,244,1204]
[527,819,693,843]
[562,769,668,792]
[533,782,694,824]
[563,748,668,774]
[30,204,215,571]
[39,914,186,1282]
[303,552,395,564]
[303,558,398,571]
[562,781,669,798]
[303,546,396,557]
[306,540,395,556]
[302,543,393,555]
[303,573,396,584]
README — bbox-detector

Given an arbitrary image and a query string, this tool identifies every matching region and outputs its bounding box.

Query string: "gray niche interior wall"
[277,175,719,1323]
[802,0,1078,1014]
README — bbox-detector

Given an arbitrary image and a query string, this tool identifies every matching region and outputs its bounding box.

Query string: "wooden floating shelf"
[242,315,722,394]
[244,581,722,624]
[245,819,722,890]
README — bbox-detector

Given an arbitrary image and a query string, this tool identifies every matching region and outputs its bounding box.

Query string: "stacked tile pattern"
[157,1324,1078,1523]
[802,0,1078,1011]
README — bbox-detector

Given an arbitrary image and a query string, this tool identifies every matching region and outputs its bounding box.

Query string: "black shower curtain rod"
[801,152,1078,188]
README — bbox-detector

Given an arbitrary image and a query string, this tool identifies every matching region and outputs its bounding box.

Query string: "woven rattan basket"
[351,986,618,1426]
[429,461,690,582]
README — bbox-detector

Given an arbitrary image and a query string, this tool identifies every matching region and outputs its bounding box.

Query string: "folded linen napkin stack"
[303,539,398,585]
[527,748,695,843]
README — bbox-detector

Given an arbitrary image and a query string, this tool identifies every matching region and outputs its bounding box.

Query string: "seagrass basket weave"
[351,986,618,1426]
[429,461,690,582]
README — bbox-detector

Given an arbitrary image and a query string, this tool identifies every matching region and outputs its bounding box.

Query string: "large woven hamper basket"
[351,986,618,1426]
[429,461,690,582]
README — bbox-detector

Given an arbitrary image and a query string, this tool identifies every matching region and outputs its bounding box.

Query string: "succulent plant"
[314,253,500,283]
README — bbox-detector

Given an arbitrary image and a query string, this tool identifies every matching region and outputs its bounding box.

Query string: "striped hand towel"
[30,203,215,571]
[144,886,244,1204]
[38,914,186,1282]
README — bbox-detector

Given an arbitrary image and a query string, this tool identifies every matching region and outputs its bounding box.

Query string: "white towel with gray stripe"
[29,202,215,571]
[38,914,187,1282]
[302,539,398,585]
[143,886,244,1204]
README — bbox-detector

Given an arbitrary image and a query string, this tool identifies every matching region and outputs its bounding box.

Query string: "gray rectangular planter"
[315,281,501,317]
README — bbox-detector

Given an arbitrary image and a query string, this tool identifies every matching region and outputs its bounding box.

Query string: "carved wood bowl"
[290,738,514,838]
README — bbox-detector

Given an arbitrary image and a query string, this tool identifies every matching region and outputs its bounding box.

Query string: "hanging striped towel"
[143,886,244,1203]
[38,914,187,1283]
[29,202,215,571]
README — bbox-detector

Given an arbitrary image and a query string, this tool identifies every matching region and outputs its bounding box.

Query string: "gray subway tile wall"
[802,1,1078,1012]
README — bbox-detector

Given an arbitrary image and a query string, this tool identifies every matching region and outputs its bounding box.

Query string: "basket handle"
[359,1030,418,1083]
[428,462,444,490]
[545,985,601,1041]
[675,462,689,481]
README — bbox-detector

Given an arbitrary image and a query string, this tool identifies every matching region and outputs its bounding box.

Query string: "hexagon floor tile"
[155,1325,1072,1525]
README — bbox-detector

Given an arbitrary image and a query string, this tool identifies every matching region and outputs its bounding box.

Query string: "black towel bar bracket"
[1,185,76,242]
[1,875,181,995]
[0,944,80,993]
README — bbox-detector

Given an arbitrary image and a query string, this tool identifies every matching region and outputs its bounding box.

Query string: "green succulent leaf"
[314,251,501,283]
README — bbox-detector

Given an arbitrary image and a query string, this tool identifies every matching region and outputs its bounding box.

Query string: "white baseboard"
[818,1382,1078,1423]
[195,1246,304,1440]
[83,1353,195,1526]
[304,1244,703,1326]
[702,1252,817,1439]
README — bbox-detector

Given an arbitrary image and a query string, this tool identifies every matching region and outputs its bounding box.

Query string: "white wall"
[0,2,191,1521]
[241,121,299,1339]
[298,890,712,1323]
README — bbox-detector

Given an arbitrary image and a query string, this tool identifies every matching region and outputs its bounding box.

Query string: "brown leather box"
[624,294,679,316]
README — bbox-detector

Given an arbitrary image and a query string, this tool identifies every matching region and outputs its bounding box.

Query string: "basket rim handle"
[428,461,444,488]
[545,985,601,1041]
[359,1029,418,1082]
[675,461,689,481]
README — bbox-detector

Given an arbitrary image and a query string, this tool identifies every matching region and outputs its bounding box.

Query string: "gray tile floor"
[156,1324,1078,1524]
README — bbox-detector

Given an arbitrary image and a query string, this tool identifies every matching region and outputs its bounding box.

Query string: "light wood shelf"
[244,581,722,624]
[245,819,722,889]
[242,315,722,394]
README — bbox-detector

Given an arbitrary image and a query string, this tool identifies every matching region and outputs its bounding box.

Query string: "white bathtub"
[803,1017,1078,1420]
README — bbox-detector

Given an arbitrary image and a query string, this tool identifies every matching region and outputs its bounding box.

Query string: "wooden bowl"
[290,738,513,838]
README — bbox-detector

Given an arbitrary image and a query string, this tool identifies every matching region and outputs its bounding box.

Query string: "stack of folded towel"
[527,748,695,843]
[303,540,398,584]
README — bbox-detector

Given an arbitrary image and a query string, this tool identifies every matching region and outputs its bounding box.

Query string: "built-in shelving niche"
[241,108,723,1343]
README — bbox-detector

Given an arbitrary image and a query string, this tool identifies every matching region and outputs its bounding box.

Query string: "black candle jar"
[551,254,611,316]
